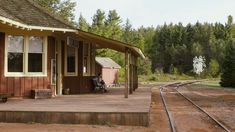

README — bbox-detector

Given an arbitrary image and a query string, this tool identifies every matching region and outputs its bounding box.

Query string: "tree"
[220,39,235,87]
[104,10,122,40]
[78,14,90,31]
[36,0,76,21]
[208,59,220,78]
[90,9,106,35]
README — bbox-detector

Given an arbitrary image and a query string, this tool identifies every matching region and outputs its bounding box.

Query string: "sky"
[73,0,235,28]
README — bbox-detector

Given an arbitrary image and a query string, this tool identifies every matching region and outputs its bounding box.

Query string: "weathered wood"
[0,93,11,103]
[31,89,52,99]
[0,111,149,126]
[125,48,130,98]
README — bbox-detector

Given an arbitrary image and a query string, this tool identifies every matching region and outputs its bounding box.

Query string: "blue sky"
[73,0,235,28]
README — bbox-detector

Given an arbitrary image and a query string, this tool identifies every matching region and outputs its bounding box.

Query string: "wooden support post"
[125,48,130,98]
[133,56,137,91]
[129,54,133,94]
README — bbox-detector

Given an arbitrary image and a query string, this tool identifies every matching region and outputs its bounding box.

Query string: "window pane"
[8,35,24,53]
[29,36,43,53]
[28,53,42,72]
[8,53,23,72]
[67,46,76,73]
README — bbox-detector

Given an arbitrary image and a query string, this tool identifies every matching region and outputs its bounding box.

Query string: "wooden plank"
[25,77,32,96]
[125,48,130,98]
[7,78,14,94]
[20,78,25,97]
[14,77,21,97]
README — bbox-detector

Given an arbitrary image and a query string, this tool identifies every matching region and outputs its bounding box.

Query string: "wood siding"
[62,41,94,94]
[0,32,55,97]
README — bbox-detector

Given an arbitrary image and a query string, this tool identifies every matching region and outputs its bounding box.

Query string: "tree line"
[36,0,235,87]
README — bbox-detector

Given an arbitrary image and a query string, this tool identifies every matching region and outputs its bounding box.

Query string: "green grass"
[138,73,195,83]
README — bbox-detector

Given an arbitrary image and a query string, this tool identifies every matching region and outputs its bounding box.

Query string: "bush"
[207,59,220,78]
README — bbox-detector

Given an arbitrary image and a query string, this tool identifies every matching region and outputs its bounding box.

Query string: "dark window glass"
[67,46,76,73]
[28,53,42,72]
[67,56,75,72]
[28,36,43,72]
[7,35,24,72]
[8,53,23,72]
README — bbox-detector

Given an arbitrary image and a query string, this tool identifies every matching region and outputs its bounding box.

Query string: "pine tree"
[220,39,235,88]
[36,0,76,21]
[78,14,89,31]
[90,9,105,35]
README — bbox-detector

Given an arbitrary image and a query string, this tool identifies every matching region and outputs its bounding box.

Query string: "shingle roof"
[0,0,74,29]
[96,57,121,69]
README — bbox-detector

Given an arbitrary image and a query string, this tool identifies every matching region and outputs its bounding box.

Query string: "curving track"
[160,81,230,132]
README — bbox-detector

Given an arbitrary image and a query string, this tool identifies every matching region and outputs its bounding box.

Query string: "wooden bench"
[31,89,52,99]
[0,93,11,103]
[92,78,106,93]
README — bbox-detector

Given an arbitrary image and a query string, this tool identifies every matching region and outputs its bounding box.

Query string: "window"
[5,35,47,77]
[83,43,91,76]
[28,36,43,72]
[64,45,78,76]
[7,36,24,72]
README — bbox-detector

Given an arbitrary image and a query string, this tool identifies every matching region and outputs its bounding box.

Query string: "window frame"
[4,34,48,77]
[64,44,78,76]
[83,42,91,76]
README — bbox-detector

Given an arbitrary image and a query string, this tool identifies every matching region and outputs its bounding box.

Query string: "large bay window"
[5,35,47,77]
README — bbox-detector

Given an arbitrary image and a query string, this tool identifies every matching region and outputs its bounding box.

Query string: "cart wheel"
[2,98,7,103]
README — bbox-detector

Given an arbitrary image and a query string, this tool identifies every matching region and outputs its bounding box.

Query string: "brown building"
[0,0,144,98]
[95,57,121,87]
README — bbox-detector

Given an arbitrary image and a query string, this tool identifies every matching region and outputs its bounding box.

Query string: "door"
[55,39,62,95]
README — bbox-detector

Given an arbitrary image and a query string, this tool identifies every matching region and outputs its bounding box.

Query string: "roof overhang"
[0,15,145,59]
[0,16,78,33]
[77,30,145,59]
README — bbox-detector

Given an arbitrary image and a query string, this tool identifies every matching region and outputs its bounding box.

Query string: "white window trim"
[4,34,48,77]
[64,44,78,76]
[83,43,91,76]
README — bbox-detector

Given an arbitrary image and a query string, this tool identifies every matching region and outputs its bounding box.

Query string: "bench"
[0,93,11,103]
[31,89,52,99]
[92,78,106,93]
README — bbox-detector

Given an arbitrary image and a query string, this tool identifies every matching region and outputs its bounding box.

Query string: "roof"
[96,57,121,69]
[0,0,74,29]
[0,0,145,59]
[77,30,145,59]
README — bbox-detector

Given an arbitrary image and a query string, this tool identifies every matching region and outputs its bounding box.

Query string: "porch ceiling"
[77,30,145,59]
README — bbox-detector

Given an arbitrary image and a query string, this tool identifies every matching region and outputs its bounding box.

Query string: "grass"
[138,73,195,83]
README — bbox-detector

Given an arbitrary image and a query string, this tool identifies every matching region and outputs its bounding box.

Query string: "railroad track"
[159,81,230,132]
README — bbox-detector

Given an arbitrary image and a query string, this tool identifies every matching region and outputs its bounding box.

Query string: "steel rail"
[175,87,230,132]
[159,83,180,132]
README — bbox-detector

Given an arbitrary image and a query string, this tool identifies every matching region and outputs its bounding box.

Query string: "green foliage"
[33,3,235,80]
[137,57,152,75]
[138,73,194,82]
[36,0,76,21]
[220,39,235,88]
[207,59,220,78]
[78,14,89,31]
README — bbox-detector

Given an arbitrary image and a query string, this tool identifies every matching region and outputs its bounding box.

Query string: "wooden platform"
[0,87,151,126]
